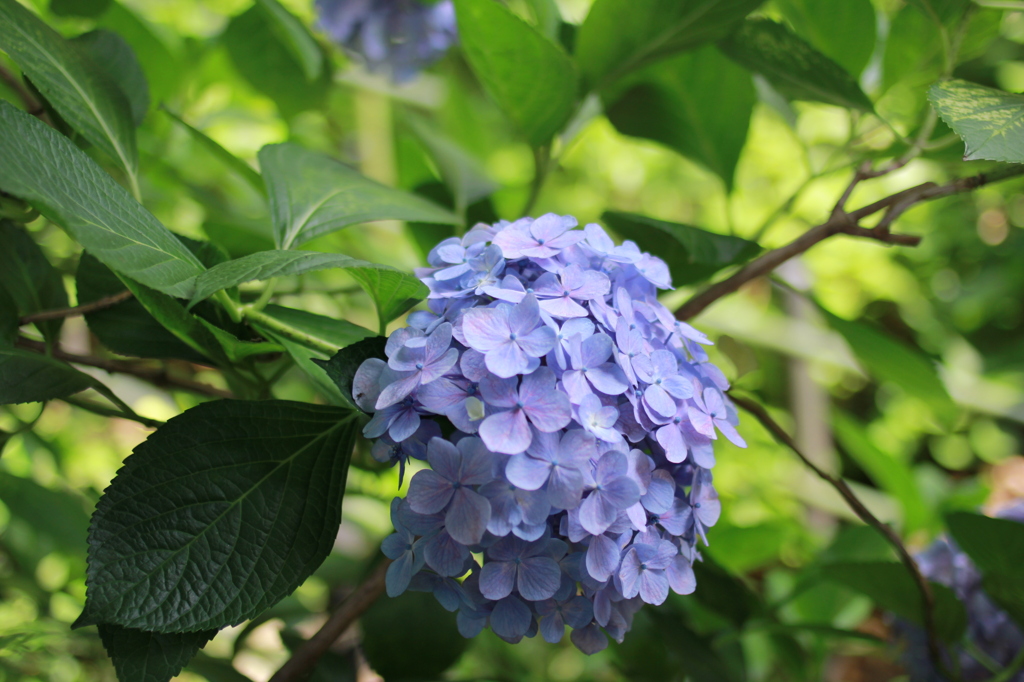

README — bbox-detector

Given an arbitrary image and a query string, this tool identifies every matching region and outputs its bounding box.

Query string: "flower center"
[415,362,424,370]
[536,238,546,245]
[509,333,518,341]
[515,400,525,409]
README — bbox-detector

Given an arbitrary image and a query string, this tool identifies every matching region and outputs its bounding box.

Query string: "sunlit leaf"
[259,143,459,249]
[719,18,874,112]
[929,79,1024,163]
[253,0,323,81]
[76,400,361,632]
[775,0,876,77]
[162,108,265,197]
[0,103,205,299]
[71,29,149,126]
[454,0,578,146]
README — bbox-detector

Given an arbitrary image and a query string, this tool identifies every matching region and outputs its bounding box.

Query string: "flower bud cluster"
[354,214,746,653]
[315,0,457,83]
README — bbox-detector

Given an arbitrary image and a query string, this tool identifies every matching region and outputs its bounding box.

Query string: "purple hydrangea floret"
[355,214,746,653]
[316,0,457,82]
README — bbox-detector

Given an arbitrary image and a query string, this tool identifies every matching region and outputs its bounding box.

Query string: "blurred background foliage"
[1,0,1024,680]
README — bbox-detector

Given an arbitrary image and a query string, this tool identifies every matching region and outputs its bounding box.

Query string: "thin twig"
[15,337,234,399]
[676,165,1024,321]
[0,61,51,125]
[728,393,951,679]
[269,559,390,682]
[19,291,133,324]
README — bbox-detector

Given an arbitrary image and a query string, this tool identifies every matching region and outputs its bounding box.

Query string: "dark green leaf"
[821,561,966,642]
[259,143,459,249]
[775,0,876,78]
[602,211,761,286]
[50,0,110,18]
[647,610,743,682]
[76,253,207,363]
[906,0,969,25]
[262,305,376,352]
[314,336,388,412]
[196,318,282,363]
[98,625,217,682]
[980,573,1024,630]
[0,103,206,299]
[0,348,95,405]
[186,652,256,682]
[70,29,149,126]
[825,311,959,425]
[258,328,348,405]
[719,18,874,112]
[203,218,276,259]
[404,115,497,213]
[833,410,930,533]
[690,555,761,627]
[162,108,266,197]
[0,220,68,342]
[454,0,578,147]
[0,0,138,187]
[575,0,763,90]
[0,471,90,553]
[222,6,331,119]
[603,46,755,190]
[361,591,467,681]
[0,284,17,346]
[77,400,361,632]
[253,0,323,81]
[882,5,943,92]
[945,512,1024,578]
[928,79,1024,163]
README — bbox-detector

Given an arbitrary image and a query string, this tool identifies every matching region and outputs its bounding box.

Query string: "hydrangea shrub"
[354,214,746,652]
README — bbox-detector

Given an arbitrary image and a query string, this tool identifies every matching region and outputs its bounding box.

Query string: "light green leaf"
[0,348,95,405]
[821,561,966,642]
[253,0,323,81]
[775,0,876,77]
[575,0,763,90]
[524,0,561,39]
[98,625,217,682]
[163,107,266,197]
[0,103,206,299]
[97,3,179,106]
[603,46,755,190]
[453,0,578,147]
[51,0,110,18]
[70,29,149,126]
[0,220,68,343]
[0,471,90,553]
[825,311,959,425]
[259,143,459,249]
[0,0,139,190]
[602,211,761,286]
[833,410,930,533]
[907,0,970,25]
[719,18,874,112]
[77,400,360,632]
[257,328,347,405]
[929,79,1024,163]
[262,304,376,352]
[404,115,497,213]
[348,267,430,334]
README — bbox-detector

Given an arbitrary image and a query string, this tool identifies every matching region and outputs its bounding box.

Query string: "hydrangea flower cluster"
[354,214,746,653]
[316,0,457,83]
[897,502,1024,681]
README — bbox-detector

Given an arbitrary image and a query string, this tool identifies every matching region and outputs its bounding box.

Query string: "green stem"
[63,396,164,428]
[215,290,243,323]
[250,279,278,313]
[242,306,338,356]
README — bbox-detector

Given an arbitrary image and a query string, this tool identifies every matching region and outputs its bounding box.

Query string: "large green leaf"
[222,6,330,119]
[453,0,578,147]
[162,108,265,197]
[259,143,459,249]
[928,79,1024,164]
[833,410,930,533]
[0,220,68,343]
[825,312,959,425]
[98,625,217,682]
[0,285,17,346]
[0,0,138,188]
[97,3,178,106]
[70,29,149,126]
[362,591,467,681]
[76,400,361,632]
[0,348,96,405]
[253,0,322,81]
[0,471,90,554]
[0,103,205,299]
[575,0,763,90]
[604,46,755,190]
[314,336,388,413]
[945,512,1024,578]
[907,0,970,25]
[602,211,761,286]
[261,305,376,352]
[775,0,876,77]
[719,18,874,112]
[647,610,744,682]
[821,561,966,642]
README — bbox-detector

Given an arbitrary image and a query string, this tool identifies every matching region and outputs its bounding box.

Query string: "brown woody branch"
[19,291,133,324]
[676,165,1024,321]
[728,393,950,679]
[15,337,233,399]
[269,559,390,682]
